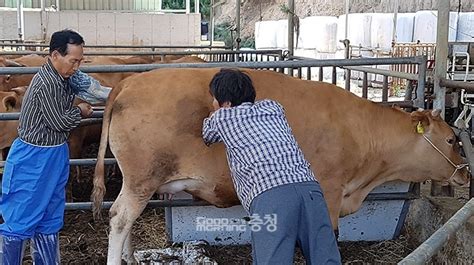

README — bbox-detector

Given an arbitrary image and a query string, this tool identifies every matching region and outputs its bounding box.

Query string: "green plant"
[162,0,210,20]
[214,22,233,47]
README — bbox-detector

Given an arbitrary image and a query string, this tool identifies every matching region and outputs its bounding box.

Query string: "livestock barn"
[0,0,473,264]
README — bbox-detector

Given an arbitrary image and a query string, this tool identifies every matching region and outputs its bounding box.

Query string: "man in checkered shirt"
[202,69,341,264]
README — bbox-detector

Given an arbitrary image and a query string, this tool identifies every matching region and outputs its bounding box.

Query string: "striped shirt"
[18,59,82,146]
[203,99,316,212]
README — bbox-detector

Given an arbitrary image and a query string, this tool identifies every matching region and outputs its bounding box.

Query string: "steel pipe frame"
[398,198,474,264]
[0,49,283,56]
[458,130,474,198]
[0,56,424,75]
[0,111,104,120]
[440,78,474,92]
[0,43,229,49]
[65,199,211,210]
[64,190,420,211]
[344,66,419,80]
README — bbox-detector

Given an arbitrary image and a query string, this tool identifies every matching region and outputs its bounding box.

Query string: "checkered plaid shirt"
[202,99,316,212]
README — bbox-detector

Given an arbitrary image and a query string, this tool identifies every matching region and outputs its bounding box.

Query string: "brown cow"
[92,68,469,264]
[0,55,46,91]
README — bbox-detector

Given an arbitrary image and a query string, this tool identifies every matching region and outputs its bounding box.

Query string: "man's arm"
[36,82,82,132]
[69,70,111,104]
[202,113,222,146]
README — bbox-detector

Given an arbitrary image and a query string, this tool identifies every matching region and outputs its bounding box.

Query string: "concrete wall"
[0,8,201,46]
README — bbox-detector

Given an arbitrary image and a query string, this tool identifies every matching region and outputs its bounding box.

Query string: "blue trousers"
[0,138,69,239]
[249,181,341,265]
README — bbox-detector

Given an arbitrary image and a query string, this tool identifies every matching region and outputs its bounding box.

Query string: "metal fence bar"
[0,158,116,167]
[382,76,389,102]
[345,69,351,91]
[66,199,212,210]
[440,78,474,92]
[344,66,419,80]
[318,67,323,81]
[398,198,474,264]
[458,130,474,198]
[332,66,337,84]
[0,111,104,120]
[0,43,230,49]
[415,56,427,109]
[0,57,425,75]
[362,72,368,98]
[0,50,284,56]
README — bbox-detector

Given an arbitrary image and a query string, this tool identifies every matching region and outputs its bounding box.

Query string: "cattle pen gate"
[0,44,473,263]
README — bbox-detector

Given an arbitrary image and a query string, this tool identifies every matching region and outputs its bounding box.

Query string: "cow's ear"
[11,86,27,96]
[431,109,441,118]
[5,60,25,67]
[2,95,17,111]
[411,110,430,134]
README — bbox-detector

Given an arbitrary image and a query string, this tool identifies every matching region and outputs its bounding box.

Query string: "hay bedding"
[59,163,416,264]
[57,208,416,264]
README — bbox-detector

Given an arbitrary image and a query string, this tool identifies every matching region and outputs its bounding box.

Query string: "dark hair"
[209,68,256,107]
[49,29,84,56]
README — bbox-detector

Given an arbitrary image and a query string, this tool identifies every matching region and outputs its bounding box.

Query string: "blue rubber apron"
[0,138,69,239]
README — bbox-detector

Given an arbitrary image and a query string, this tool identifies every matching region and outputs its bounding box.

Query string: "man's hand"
[77,102,93,118]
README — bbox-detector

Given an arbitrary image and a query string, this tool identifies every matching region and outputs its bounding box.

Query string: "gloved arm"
[69,70,112,104]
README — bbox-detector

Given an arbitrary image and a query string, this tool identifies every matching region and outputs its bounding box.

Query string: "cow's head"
[0,87,26,150]
[410,109,470,186]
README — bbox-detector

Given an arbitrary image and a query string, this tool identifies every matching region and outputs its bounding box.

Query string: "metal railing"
[398,198,474,264]
[0,43,230,50]
[288,55,426,108]
[0,49,284,63]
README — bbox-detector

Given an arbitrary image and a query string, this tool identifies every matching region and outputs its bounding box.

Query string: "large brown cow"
[92,68,469,264]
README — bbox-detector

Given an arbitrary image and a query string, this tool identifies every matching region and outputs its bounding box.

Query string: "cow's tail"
[91,81,125,220]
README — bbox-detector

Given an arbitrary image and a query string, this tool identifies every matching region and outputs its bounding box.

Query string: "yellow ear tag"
[416,121,425,134]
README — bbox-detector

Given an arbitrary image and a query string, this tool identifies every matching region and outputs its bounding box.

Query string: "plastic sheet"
[30,233,60,265]
[298,16,338,52]
[69,70,111,104]
[0,235,26,265]
[457,12,474,41]
[274,19,289,49]
[413,11,458,42]
[370,13,394,51]
[255,20,279,49]
[396,13,415,43]
[337,13,372,49]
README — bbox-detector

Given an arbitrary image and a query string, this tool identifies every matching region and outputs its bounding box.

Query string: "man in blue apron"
[0,29,110,264]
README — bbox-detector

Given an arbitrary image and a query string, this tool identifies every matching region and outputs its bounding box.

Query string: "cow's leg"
[321,187,343,233]
[122,232,133,264]
[107,185,154,265]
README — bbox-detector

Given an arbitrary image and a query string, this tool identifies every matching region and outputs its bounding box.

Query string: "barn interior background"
[0,0,473,264]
